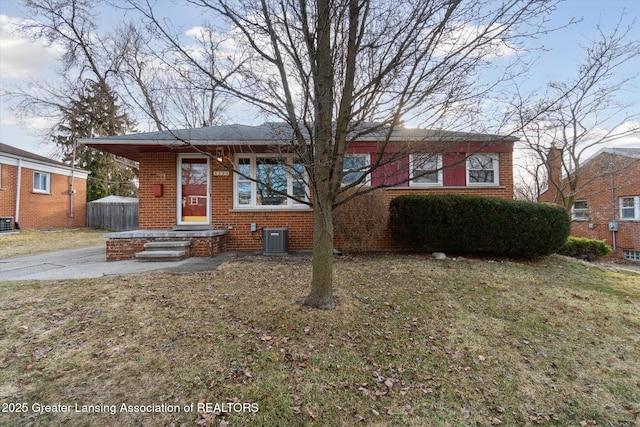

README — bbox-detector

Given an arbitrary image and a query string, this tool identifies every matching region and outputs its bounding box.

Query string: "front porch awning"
[79,123,305,161]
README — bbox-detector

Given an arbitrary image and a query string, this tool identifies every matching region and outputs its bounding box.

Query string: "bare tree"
[128,0,561,309]
[111,23,166,130]
[516,16,640,210]
[19,0,119,123]
[113,22,232,130]
[6,0,138,162]
[167,24,233,127]
[7,0,231,140]
[513,149,546,202]
[4,0,140,197]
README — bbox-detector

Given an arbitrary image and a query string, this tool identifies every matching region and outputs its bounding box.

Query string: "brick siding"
[0,163,87,229]
[138,153,177,229]
[135,150,514,254]
[105,234,228,261]
[540,152,640,259]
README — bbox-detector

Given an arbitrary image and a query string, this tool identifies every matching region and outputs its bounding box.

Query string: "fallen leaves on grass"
[0,255,638,426]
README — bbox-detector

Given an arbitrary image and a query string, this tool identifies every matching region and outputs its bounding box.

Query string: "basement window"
[624,251,640,262]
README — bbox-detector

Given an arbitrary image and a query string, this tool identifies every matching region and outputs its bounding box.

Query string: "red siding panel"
[443,153,466,186]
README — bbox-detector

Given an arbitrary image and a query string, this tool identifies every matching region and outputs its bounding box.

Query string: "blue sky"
[0,0,638,159]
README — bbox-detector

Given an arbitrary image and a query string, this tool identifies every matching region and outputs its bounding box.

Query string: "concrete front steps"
[135,241,190,262]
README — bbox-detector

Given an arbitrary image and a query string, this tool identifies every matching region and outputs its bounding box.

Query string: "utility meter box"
[608,221,619,232]
[263,228,288,256]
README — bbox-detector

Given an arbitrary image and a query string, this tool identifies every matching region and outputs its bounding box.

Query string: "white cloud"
[27,115,57,131]
[0,113,19,127]
[183,24,241,60]
[0,15,62,79]
[580,121,640,158]
[434,23,520,60]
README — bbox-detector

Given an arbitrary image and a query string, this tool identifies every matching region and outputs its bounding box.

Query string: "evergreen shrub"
[557,236,612,261]
[389,194,570,258]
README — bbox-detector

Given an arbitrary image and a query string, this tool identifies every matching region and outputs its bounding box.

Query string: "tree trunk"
[303,0,336,310]
[304,182,336,310]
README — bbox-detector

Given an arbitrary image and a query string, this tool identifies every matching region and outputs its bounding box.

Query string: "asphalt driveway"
[0,246,233,281]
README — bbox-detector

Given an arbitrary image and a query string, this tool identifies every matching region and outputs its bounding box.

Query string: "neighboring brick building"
[0,143,89,230]
[539,147,640,261]
[83,123,516,259]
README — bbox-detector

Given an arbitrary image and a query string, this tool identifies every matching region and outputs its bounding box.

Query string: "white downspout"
[69,169,75,218]
[610,162,617,252]
[15,158,21,229]
[69,143,76,218]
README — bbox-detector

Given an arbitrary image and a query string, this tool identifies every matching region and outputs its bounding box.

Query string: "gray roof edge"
[542,146,640,187]
[582,146,640,167]
[0,143,89,174]
[80,123,518,145]
[598,146,640,158]
[1,143,65,166]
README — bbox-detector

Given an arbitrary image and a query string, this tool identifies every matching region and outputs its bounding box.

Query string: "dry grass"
[0,229,106,259]
[0,254,638,426]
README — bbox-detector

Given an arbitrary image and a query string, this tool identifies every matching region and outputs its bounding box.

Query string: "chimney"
[545,146,563,204]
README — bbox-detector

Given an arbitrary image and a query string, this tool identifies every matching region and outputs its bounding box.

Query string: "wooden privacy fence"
[87,201,139,231]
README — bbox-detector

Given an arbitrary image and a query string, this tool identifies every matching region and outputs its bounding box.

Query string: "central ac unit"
[263,228,288,255]
[0,217,13,233]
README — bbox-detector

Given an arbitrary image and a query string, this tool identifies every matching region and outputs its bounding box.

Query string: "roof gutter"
[81,136,518,147]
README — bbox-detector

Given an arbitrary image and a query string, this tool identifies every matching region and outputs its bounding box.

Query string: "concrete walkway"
[605,262,640,273]
[0,246,235,281]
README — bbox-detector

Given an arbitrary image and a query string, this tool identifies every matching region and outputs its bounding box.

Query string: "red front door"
[178,156,209,224]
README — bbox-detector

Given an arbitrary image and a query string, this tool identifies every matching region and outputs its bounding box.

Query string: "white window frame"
[233,154,309,209]
[620,196,640,221]
[410,154,443,186]
[467,153,499,186]
[33,171,51,193]
[342,154,371,186]
[571,200,589,221]
[624,251,640,262]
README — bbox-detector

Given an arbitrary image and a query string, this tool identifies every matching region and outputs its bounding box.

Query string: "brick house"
[0,143,89,231]
[539,147,640,261]
[82,123,516,260]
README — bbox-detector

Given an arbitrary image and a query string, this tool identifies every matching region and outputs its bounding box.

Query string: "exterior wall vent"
[263,228,288,256]
[0,217,14,233]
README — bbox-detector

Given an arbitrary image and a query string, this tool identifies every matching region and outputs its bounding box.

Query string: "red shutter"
[443,153,466,186]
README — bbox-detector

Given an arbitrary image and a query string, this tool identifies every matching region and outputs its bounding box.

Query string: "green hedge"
[389,194,570,258]
[557,236,612,261]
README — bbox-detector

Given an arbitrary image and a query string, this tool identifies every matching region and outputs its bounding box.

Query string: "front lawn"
[0,228,106,259]
[0,255,638,426]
